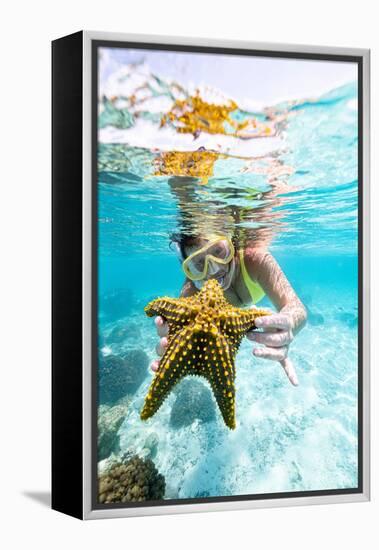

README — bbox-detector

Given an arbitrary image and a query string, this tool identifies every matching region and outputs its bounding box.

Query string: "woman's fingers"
[254,313,292,331]
[248,329,293,347]
[151,336,169,372]
[151,330,169,372]
[280,358,299,386]
[253,345,288,362]
[155,336,168,357]
[247,327,279,337]
[253,346,299,386]
[150,359,160,372]
[250,314,297,385]
[155,316,168,337]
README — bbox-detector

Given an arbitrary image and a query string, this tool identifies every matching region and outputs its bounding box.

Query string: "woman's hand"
[247,313,299,386]
[150,316,168,372]
[151,312,299,386]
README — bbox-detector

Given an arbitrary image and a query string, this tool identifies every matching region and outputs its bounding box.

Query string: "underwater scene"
[96,46,359,505]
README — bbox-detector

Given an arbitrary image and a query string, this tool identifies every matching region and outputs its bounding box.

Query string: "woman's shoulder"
[243,245,270,266]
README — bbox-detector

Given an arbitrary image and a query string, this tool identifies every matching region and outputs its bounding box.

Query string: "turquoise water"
[97,66,359,498]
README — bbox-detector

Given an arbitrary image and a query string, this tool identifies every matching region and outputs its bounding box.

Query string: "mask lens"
[182,237,234,281]
[186,254,206,276]
[206,259,220,275]
[207,241,230,261]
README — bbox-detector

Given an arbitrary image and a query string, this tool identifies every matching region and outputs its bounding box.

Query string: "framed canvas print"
[52,31,370,519]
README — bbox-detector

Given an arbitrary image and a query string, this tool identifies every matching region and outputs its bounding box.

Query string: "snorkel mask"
[171,235,235,287]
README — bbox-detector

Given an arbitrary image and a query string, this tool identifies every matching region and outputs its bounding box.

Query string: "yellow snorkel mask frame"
[182,235,235,282]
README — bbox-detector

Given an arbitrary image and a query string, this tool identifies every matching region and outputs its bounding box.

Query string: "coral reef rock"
[107,320,141,345]
[99,349,149,405]
[170,379,215,428]
[98,456,166,503]
[98,403,128,461]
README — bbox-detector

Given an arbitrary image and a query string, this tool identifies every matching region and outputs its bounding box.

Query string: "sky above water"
[100,46,357,106]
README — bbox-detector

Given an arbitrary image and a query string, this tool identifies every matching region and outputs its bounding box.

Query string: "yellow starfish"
[141,279,271,429]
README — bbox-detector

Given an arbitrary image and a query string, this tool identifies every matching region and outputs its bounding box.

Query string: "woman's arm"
[244,247,306,386]
[180,278,199,298]
[244,247,307,334]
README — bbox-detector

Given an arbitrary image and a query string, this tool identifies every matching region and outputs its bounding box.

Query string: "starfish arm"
[179,325,237,430]
[140,325,199,421]
[201,330,237,429]
[141,279,266,430]
[145,296,200,326]
[235,307,272,334]
[219,311,253,342]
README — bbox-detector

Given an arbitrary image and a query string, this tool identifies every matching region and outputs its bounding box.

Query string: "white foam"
[99,118,283,158]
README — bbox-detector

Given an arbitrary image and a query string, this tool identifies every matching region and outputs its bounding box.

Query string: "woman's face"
[184,237,235,290]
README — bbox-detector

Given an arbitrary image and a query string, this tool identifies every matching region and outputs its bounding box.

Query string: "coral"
[160,92,275,140]
[141,279,271,429]
[153,149,221,185]
[170,379,215,429]
[161,93,244,136]
[98,456,165,503]
[99,349,149,405]
[98,403,128,461]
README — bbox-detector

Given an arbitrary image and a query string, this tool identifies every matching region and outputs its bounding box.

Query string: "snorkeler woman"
[151,232,307,386]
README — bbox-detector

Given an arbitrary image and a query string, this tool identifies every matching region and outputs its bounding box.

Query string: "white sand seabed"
[113,294,358,499]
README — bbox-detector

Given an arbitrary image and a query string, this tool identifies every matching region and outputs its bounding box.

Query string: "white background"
[1,1,377,548]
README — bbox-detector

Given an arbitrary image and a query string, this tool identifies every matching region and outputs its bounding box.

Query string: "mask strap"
[169,241,183,260]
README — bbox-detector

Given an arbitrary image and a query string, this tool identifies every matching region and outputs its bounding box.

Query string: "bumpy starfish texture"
[141,279,271,429]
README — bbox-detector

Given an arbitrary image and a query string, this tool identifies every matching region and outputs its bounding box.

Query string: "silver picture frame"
[52,30,370,520]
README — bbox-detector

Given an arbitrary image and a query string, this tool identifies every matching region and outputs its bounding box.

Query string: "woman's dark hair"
[169,233,201,259]
[169,231,239,259]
